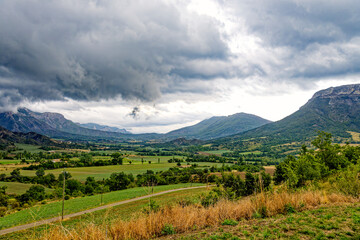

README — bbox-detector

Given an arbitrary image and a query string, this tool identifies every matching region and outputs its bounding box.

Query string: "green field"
[0,182,53,195]
[202,150,233,155]
[240,150,262,155]
[0,159,21,165]
[0,162,222,181]
[13,144,44,153]
[0,183,204,230]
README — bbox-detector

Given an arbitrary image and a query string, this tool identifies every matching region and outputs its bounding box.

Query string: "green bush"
[200,189,220,207]
[161,224,176,235]
[221,219,238,226]
[0,206,7,217]
[284,203,296,213]
[143,199,160,214]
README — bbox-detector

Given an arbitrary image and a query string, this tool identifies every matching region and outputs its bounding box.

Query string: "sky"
[1,0,360,133]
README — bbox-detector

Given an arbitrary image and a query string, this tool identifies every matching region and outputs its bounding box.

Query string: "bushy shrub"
[332,164,360,198]
[0,206,7,217]
[221,219,238,226]
[161,224,176,235]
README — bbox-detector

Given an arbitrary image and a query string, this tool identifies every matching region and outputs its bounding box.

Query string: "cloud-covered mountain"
[78,123,131,134]
[0,108,135,140]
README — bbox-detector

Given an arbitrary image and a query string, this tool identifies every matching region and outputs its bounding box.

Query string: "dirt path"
[0,186,206,236]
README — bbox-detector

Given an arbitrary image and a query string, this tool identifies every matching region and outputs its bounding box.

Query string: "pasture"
[13,144,44,153]
[0,159,21,165]
[0,182,53,195]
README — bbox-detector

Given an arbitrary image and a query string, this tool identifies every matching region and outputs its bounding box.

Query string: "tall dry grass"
[38,190,356,240]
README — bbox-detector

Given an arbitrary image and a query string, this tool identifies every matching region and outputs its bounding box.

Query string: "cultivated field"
[1,162,222,182]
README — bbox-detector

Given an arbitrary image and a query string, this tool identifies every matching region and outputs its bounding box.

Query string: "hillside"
[216,84,360,145]
[166,113,271,140]
[0,126,56,149]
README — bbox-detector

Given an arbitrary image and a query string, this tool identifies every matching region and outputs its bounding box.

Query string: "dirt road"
[0,186,206,236]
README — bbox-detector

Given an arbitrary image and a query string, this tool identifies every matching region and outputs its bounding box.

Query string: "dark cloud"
[229,0,360,49]
[225,0,360,81]
[1,0,360,111]
[129,107,140,119]
[0,0,228,108]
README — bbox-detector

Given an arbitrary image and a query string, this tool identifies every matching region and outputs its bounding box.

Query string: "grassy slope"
[1,187,210,240]
[0,183,204,230]
[160,203,360,240]
[0,182,53,195]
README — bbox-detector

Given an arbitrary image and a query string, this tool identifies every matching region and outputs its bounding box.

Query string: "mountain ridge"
[214,84,360,145]
[78,122,130,134]
[0,108,271,142]
[166,112,271,140]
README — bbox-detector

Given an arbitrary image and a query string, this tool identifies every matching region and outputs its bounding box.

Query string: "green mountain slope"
[216,84,360,145]
[166,113,271,140]
[0,126,56,149]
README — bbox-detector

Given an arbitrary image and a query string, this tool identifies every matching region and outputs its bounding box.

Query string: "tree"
[244,172,257,196]
[35,168,45,177]
[105,172,134,191]
[260,171,271,190]
[19,185,46,203]
[80,154,93,165]
[312,131,349,171]
[111,152,123,165]
[66,179,83,196]
[58,171,72,182]
[0,186,8,207]
[10,169,21,178]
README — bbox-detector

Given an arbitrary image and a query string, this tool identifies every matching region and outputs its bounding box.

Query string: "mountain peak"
[219,83,360,144]
[311,84,360,99]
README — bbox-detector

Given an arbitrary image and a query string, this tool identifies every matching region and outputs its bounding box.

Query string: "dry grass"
[38,189,357,240]
[347,131,360,141]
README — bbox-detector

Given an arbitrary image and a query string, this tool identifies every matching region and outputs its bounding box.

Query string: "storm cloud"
[1,0,360,114]
[226,0,360,80]
[0,0,228,109]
